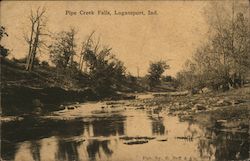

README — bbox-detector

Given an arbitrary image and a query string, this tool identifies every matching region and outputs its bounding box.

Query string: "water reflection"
[57,140,79,161]
[86,140,113,161]
[2,118,85,161]
[91,115,125,137]
[1,102,249,161]
[151,117,166,135]
[198,129,249,161]
[30,141,41,161]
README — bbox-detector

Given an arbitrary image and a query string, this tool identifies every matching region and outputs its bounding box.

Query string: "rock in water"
[67,106,75,110]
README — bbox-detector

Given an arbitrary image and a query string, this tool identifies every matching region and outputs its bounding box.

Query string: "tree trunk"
[29,27,40,71]
[26,23,35,71]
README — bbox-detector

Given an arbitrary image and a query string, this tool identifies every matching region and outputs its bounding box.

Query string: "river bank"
[1,85,138,116]
[1,58,138,116]
[122,86,250,134]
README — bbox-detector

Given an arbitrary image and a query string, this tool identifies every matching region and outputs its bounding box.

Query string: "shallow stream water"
[1,96,249,161]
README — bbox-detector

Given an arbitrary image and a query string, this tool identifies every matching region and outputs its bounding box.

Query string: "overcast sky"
[1,1,213,76]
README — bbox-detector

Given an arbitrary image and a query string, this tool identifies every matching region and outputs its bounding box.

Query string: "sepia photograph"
[0,0,249,161]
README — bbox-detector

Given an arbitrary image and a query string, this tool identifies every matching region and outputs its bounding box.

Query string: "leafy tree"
[147,60,169,88]
[177,1,249,91]
[49,28,77,69]
[0,26,8,41]
[82,33,126,97]
[48,28,79,88]
[0,26,9,57]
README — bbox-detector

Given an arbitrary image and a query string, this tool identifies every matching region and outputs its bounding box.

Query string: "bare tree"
[25,7,47,71]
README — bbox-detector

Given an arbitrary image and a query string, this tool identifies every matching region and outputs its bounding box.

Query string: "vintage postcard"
[0,0,249,161]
